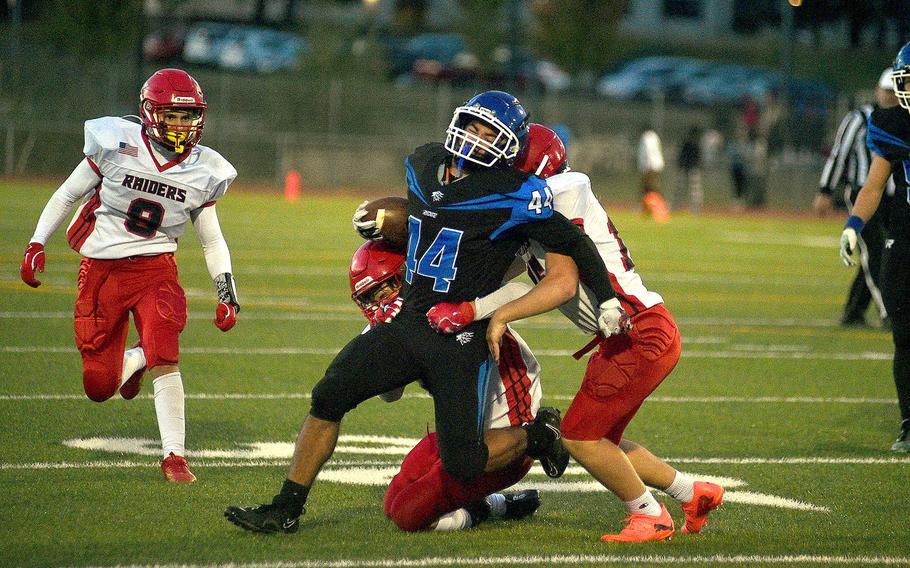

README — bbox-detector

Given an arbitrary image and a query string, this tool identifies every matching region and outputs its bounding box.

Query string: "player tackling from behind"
[19,68,240,482]
[427,124,724,542]
[349,240,546,531]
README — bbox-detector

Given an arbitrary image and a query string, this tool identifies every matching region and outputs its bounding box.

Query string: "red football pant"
[384,432,533,531]
[74,254,186,402]
[561,304,681,443]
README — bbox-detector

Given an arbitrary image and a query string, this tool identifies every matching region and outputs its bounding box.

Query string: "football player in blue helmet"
[893,41,910,112]
[840,40,910,452]
[444,90,530,168]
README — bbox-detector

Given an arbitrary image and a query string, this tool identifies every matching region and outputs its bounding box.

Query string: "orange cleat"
[681,481,724,534]
[161,452,196,483]
[119,343,146,400]
[601,503,674,543]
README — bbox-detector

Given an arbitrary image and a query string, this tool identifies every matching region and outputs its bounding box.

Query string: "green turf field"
[0,180,907,568]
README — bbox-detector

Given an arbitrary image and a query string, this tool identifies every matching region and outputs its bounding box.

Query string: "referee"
[815,68,897,328]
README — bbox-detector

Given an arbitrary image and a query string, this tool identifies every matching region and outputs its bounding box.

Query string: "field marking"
[0,392,896,404]
[69,554,910,567]
[0,311,850,328]
[0,345,893,361]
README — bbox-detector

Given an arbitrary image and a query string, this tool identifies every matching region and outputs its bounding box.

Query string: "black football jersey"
[399,143,611,313]
[868,106,910,235]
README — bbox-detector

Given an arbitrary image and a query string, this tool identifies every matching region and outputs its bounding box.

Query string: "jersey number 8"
[125,198,165,238]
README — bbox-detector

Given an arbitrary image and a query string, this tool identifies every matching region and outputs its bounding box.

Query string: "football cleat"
[224,503,301,534]
[119,343,146,400]
[891,419,910,452]
[524,407,570,478]
[501,489,541,520]
[601,503,675,543]
[680,481,725,534]
[161,452,196,483]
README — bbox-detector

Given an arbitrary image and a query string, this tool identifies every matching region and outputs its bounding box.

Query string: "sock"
[434,508,472,531]
[664,471,695,503]
[624,490,662,517]
[485,493,506,517]
[153,372,185,458]
[272,478,309,517]
[463,500,491,526]
[120,347,146,386]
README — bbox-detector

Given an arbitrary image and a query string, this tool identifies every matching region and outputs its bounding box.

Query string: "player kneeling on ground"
[19,69,240,483]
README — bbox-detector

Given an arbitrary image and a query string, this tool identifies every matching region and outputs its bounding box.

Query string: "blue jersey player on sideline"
[840,41,910,452]
[224,91,632,533]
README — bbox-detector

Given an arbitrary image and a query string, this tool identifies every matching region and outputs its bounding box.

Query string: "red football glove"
[370,297,404,326]
[20,242,45,288]
[426,301,475,334]
[214,302,238,332]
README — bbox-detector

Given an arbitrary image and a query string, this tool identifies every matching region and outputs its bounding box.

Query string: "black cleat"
[525,407,570,478]
[501,489,541,520]
[224,503,301,534]
[892,419,910,452]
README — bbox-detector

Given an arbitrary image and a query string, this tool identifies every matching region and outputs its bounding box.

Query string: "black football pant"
[309,309,495,482]
[842,207,888,323]
[881,232,910,422]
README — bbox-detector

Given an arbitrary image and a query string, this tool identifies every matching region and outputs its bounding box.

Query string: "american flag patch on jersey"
[118,142,139,157]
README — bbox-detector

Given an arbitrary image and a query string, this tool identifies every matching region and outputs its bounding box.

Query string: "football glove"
[597,298,632,337]
[20,242,45,288]
[213,272,240,332]
[352,200,382,240]
[426,301,475,334]
[371,296,403,326]
[840,228,858,267]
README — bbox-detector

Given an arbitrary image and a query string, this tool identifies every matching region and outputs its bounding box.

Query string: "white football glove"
[597,298,633,337]
[352,200,381,240]
[839,227,857,267]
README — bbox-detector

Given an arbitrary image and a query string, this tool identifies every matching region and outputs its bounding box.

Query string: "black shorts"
[309,308,496,479]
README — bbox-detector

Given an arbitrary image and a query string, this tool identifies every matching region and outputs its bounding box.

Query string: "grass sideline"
[0,179,906,568]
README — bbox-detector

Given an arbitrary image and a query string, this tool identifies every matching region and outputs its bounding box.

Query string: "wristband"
[844,215,865,233]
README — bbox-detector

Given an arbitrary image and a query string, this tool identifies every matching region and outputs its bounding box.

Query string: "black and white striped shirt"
[819,104,894,206]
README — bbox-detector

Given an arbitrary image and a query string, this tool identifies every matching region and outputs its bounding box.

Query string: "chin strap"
[214,272,240,311]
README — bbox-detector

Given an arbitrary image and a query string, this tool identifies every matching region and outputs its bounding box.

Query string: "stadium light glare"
[788,0,803,6]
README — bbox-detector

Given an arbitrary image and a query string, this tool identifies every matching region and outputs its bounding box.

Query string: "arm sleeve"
[30,159,100,245]
[818,111,863,195]
[512,211,615,304]
[473,281,533,320]
[191,205,233,278]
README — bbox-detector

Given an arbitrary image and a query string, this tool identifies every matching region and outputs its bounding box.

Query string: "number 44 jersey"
[66,116,237,259]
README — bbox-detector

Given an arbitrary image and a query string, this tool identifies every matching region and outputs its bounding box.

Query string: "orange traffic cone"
[642,191,670,224]
[284,170,301,202]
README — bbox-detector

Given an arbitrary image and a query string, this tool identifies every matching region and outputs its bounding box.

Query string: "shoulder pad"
[867,107,910,161]
[83,117,139,159]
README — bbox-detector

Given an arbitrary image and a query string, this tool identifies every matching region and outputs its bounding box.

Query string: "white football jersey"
[366,323,541,429]
[524,171,664,334]
[65,117,236,259]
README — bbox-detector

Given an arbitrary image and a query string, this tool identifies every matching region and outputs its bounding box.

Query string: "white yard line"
[67,554,910,568]
[0,345,891,360]
[0,392,895,404]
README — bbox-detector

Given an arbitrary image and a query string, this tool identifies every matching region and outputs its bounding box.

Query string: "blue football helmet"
[892,41,910,112]
[444,90,530,167]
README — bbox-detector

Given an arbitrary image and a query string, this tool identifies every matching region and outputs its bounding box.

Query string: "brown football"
[363,196,409,251]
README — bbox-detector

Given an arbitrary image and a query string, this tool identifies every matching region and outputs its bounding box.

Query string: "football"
[362,196,409,251]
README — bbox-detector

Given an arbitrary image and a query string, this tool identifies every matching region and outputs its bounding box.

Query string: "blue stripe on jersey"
[405,158,429,205]
[476,356,493,436]
[441,176,554,240]
[868,123,910,149]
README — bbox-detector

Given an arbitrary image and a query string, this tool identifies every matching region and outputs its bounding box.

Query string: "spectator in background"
[673,126,703,215]
[727,121,750,212]
[817,68,897,329]
[638,126,670,223]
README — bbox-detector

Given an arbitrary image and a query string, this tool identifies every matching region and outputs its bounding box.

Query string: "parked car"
[143,28,186,62]
[217,27,308,73]
[385,33,469,78]
[182,22,233,66]
[596,56,711,101]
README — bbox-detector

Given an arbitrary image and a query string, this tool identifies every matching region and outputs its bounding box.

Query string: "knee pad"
[82,363,117,402]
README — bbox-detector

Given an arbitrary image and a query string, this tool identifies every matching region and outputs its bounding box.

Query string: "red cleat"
[119,343,146,400]
[681,481,724,534]
[161,452,196,483]
[601,503,674,543]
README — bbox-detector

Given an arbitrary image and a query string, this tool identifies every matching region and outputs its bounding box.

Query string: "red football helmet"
[349,240,405,324]
[139,68,207,153]
[513,123,567,179]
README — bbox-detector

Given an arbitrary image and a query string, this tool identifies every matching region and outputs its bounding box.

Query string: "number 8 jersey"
[66,116,237,259]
